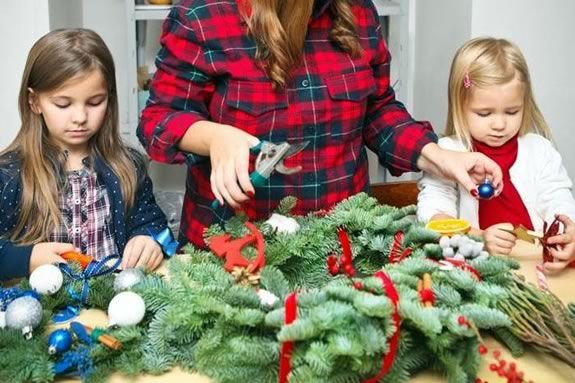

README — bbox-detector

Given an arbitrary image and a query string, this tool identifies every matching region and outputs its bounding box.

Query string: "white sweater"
[417,133,575,231]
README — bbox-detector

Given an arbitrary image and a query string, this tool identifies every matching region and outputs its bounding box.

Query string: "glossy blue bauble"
[48,328,73,355]
[478,181,495,199]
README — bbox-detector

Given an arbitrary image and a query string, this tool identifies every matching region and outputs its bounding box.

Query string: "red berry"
[489,363,498,371]
[478,344,488,355]
[342,263,354,275]
[327,255,338,266]
[458,316,467,325]
[353,281,363,290]
[328,265,339,276]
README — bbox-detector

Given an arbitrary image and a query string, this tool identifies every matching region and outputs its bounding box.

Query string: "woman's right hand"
[29,242,75,273]
[208,124,260,208]
[481,223,516,255]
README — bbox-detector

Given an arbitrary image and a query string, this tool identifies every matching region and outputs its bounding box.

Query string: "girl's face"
[29,69,108,155]
[465,76,524,147]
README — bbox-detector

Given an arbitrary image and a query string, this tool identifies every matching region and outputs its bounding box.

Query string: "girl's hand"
[418,143,504,197]
[208,124,260,208]
[29,242,74,273]
[122,235,163,271]
[544,214,575,273]
[482,223,516,255]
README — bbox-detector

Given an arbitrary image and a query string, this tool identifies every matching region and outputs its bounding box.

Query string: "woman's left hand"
[417,143,503,197]
[122,235,164,271]
[544,214,575,272]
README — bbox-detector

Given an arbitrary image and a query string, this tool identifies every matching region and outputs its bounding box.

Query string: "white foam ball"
[442,247,455,258]
[450,234,462,248]
[265,213,300,234]
[439,236,451,249]
[257,289,279,307]
[108,291,146,327]
[453,253,465,261]
[459,243,473,258]
[29,264,63,295]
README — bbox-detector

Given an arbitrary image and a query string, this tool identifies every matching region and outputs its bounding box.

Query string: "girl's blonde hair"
[445,37,552,149]
[239,0,362,89]
[3,28,139,245]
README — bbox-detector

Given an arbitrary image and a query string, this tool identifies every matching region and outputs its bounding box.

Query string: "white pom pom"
[479,250,490,258]
[439,236,451,249]
[265,213,300,234]
[29,264,63,295]
[257,289,279,307]
[442,247,454,258]
[453,253,465,261]
[458,243,473,258]
[450,234,462,248]
[108,291,146,327]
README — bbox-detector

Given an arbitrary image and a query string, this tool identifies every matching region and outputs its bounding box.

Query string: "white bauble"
[29,264,63,295]
[5,296,43,339]
[108,291,146,327]
[442,247,454,258]
[265,213,300,234]
[257,289,279,307]
[0,311,5,329]
[449,234,462,248]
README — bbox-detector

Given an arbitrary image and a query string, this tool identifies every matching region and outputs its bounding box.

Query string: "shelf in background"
[374,0,402,16]
[134,4,171,20]
[134,0,401,21]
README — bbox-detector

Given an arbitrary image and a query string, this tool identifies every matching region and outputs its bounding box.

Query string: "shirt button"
[75,199,81,205]
[74,228,81,233]
[301,79,309,87]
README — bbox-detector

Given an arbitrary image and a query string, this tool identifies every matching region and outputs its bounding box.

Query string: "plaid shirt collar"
[313,0,333,18]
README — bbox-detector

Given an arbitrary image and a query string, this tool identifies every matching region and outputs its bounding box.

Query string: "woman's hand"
[180,121,260,209]
[29,242,74,273]
[417,143,503,197]
[208,124,260,208]
[481,223,516,255]
[544,214,575,273]
[122,235,163,271]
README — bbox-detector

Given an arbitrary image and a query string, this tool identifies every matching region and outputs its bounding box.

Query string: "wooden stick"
[422,273,433,307]
[83,324,122,350]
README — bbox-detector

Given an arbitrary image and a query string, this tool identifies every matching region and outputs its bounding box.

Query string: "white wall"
[470,0,575,178]
[0,1,50,149]
[412,0,472,132]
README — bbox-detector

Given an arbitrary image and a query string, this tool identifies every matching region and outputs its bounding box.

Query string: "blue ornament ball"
[48,328,73,355]
[477,180,495,199]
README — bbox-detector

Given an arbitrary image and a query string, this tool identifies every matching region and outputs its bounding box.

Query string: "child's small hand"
[482,223,516,255]
[122,235,163,271]
[29,242,75,273]
[543,214,575,273]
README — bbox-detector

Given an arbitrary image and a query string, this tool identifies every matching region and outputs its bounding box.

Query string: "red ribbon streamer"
[364,271,401,383]
[278,292,298,383]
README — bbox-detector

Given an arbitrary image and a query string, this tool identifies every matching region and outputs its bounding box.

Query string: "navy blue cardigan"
[0,153,169,280]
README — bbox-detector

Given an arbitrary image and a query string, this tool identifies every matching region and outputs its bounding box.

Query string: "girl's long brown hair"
[240,0,362,88]
[3,28,138,245]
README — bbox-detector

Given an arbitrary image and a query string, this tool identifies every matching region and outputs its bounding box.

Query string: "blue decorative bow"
[148,227,178,257]
[58,254,121,306]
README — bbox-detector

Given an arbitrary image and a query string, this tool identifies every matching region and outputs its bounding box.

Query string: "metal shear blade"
[254,141,309,178]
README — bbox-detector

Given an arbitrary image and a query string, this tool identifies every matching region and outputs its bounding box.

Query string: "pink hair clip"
[463,71,471,89]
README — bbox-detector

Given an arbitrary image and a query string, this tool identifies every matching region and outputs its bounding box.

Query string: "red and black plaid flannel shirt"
[138,0,437,248]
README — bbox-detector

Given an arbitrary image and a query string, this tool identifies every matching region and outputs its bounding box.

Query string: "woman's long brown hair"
[3,28,138,245]
[240,0,362,88]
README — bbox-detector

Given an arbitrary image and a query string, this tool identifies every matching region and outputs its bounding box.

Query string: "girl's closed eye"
[506,110,520,115]
[476,111,491,117]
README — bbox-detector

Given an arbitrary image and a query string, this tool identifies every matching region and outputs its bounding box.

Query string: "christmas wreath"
[1,193,574,383]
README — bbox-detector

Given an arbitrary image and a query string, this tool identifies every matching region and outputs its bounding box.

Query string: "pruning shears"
[211,140,309,209]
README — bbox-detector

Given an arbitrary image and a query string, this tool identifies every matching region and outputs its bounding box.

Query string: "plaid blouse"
[138,0,437,248]
[50,166,118,260]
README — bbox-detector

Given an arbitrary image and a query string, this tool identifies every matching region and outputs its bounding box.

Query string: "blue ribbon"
[53,344,94,379]
[58,254,121,306]
[148,227,178,257]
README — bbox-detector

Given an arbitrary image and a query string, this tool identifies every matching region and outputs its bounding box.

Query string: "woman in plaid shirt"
[0,29,170,281]
[138,0,503,248]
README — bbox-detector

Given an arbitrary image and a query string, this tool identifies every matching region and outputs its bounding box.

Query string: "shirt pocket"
[323,69,377,139]
[223,79,288,136]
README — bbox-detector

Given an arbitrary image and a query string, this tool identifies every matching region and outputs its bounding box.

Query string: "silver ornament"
[113,268,145,292]
[5,296,43,339]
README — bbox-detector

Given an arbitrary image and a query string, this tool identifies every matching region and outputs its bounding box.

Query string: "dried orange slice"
[425,219,470,236]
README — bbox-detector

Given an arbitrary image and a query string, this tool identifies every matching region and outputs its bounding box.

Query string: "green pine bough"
[1,193,574,383]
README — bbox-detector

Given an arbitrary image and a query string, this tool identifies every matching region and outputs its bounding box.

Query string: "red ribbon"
[364,271,401,382]
[277,272,400,383]
[278,292,298,383]
[389,231,413,263]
